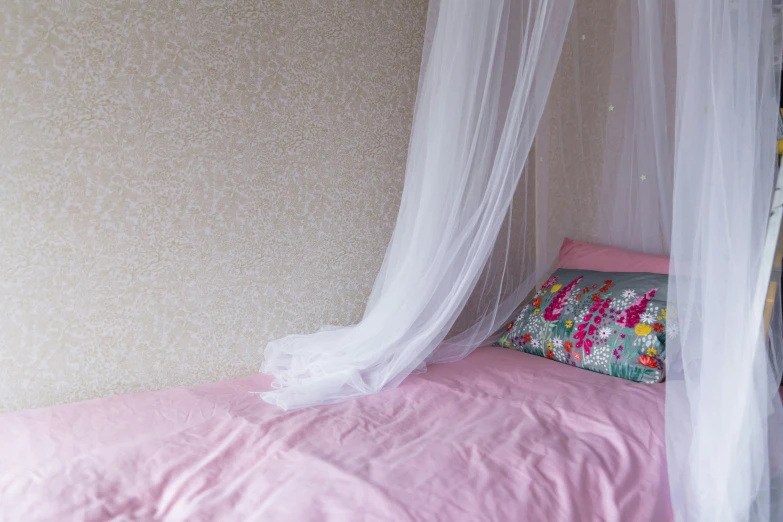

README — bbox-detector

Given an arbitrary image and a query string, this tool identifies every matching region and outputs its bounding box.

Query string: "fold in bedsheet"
[0,347,673,522]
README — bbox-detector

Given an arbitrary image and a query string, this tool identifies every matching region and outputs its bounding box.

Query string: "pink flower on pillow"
[616,288,657,328]
[543,276,583,322]
[541,276,559,290]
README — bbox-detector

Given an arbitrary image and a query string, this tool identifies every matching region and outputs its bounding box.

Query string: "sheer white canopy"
[666,1,783,519]
[261,0,574,409]
[260,1,783,520]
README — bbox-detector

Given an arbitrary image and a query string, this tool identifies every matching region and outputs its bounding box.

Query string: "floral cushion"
[495,269,672,383]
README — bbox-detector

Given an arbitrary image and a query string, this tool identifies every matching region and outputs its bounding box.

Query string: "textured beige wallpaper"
[0,0,427,412]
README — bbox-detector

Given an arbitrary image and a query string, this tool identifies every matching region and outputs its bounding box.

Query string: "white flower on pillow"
[640,312,656,324]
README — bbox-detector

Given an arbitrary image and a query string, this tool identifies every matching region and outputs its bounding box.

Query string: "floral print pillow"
[496,269,673,383]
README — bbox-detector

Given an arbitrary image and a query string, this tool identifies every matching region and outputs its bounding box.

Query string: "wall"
[0,0,427,411]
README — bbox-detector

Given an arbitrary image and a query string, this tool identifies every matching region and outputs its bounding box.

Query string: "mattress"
[0,346,673,521]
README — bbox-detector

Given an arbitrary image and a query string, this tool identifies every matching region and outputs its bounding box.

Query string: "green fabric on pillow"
[495,269,671,383]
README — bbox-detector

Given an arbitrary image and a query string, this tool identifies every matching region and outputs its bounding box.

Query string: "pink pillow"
[556,238,669,274]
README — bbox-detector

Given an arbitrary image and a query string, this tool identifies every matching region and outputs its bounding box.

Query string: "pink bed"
[0,346,672,521]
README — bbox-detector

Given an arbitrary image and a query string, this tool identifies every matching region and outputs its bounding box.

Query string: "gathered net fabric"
[260,0,574,410]
[598,0,676,256]
[537,0,676,259]
[665,1,783,520]
[260,1,783,519]
[540,0,783,518]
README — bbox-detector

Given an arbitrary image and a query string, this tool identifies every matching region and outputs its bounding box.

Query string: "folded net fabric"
[665,2,783,520]
[260,1,575,409]
[258,1,783,520]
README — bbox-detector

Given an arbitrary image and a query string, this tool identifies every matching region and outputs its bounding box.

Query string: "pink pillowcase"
[556,238,669,274]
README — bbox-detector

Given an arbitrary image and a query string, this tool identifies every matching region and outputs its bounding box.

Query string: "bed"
[0,345,672,522]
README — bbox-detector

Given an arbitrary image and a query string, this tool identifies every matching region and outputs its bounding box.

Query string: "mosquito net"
[260,1,783,519]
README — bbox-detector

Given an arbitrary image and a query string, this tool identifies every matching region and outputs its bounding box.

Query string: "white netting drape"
[665,1,783,520]
[598,0,675,256]
[261,0,783,519]
[260,0,574,410]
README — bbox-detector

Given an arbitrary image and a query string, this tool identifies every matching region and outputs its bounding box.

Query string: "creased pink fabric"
[0,347,672,522]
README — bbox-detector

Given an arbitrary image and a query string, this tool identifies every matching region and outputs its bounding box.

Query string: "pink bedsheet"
[0,347,672,521]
